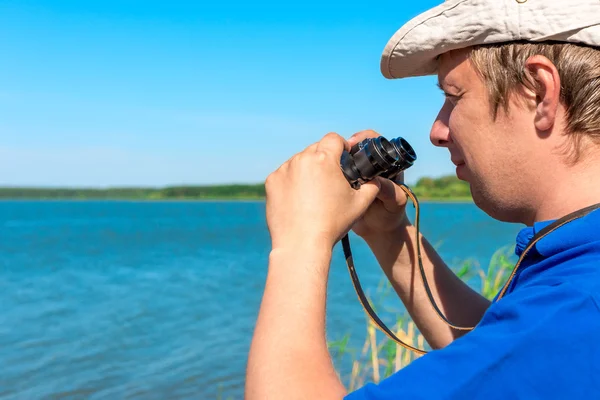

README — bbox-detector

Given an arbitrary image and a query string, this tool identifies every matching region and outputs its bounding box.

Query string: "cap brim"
[380,0,520,79]
[380,0,600,79]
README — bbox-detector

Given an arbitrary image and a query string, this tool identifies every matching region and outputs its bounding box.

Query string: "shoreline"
[0,197,474,203]
[0,177,473,203]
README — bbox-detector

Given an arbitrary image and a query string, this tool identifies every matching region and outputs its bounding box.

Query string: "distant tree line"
[0,184,266,200]
[410,176,471,200]
[0,176,471,200]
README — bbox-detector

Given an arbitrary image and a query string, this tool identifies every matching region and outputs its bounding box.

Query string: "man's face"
[430,48,536,222]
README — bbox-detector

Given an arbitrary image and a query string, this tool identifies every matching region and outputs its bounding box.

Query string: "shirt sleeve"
[344,282,600,400]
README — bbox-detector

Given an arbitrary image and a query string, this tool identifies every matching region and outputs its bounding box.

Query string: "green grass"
[0,175,472,201]
[0,184,266,200]
[328,245,515,390]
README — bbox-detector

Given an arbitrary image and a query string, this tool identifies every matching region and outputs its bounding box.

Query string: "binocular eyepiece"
[340,136,416,189]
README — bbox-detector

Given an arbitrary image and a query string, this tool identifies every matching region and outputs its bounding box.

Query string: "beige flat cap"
[381,0,600,79]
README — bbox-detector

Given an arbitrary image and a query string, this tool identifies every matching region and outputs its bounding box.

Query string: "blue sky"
[0,0,453,187]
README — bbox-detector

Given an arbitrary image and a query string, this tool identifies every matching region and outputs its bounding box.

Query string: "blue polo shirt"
[346,208,600,399]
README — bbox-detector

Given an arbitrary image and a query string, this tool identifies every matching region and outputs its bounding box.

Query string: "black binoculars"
[340,136,416,189]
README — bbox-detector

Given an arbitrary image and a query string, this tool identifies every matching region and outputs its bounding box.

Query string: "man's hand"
[247,132,383,400]
[348,130,412,239]
[265,132,381,253]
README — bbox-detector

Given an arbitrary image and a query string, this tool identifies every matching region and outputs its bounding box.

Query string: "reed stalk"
[329,245,515,388]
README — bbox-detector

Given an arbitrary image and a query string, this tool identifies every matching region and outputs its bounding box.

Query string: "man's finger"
[287,142,319,165]
[375,177,408,214]
[355,179,381,212]
[303,142,319,153]
[347,129,381,147]
[316,132,348,156]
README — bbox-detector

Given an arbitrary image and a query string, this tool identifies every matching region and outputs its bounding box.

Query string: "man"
[246,0,600,398]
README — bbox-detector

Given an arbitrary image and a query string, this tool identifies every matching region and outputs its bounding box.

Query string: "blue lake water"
[0,200,523,399]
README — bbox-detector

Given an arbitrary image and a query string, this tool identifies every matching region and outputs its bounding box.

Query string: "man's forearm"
[245,246,347,400]
[363,222,491,349]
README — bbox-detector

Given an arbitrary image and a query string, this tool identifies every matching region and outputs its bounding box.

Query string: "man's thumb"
[356,179,381,209]
[374,177,408,214]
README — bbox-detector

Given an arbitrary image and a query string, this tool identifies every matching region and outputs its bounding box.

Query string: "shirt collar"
[514,219,554,257]
[514,208,600,258]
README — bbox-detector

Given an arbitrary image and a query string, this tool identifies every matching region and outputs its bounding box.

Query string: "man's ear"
[524,55,561,132]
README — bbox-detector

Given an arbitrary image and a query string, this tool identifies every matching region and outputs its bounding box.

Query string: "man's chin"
[470,185,524,223]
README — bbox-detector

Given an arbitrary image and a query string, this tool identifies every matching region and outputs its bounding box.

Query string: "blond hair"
[468,42,600,162]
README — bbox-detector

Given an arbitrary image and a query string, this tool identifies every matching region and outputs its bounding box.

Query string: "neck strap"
[343,191,600,355]
[495,201,600,301]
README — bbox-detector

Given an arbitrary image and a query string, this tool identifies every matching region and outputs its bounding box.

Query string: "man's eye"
[444,93,460,104]
[436,84,462,104]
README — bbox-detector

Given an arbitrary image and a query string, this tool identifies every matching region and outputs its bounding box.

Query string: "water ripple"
[0,201,520,399]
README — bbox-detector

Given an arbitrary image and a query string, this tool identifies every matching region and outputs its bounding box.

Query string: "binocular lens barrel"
[341,136,417,188]
[388,137,416,173]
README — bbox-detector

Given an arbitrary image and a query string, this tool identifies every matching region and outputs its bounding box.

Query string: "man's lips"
[449,150,465,166]
[454,159,467,180]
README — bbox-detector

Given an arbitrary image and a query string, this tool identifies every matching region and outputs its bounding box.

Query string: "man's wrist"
[269,242,334,277]
[358,219,417,273]
[359,216,413,245]
[270,233,335,256]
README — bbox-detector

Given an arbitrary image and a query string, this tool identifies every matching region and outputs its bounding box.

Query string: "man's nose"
[430,100,453,148]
